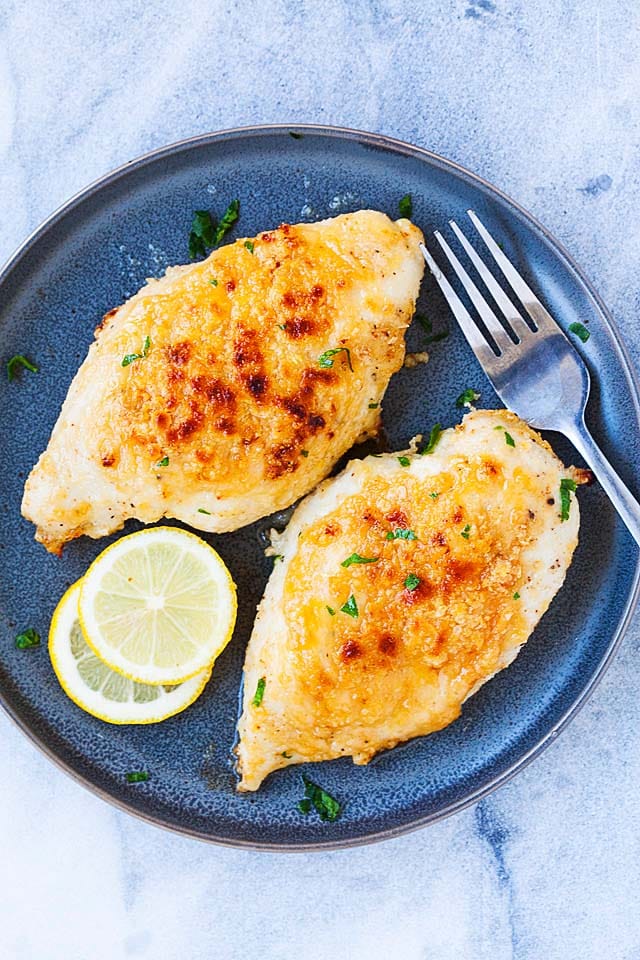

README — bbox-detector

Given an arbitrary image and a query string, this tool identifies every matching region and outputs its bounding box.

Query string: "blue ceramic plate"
[1,125,638,850]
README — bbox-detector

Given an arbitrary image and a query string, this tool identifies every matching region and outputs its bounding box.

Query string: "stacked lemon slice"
[49,527,237,724]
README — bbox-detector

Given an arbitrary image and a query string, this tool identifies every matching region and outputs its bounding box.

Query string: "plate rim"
[1,122,639,852]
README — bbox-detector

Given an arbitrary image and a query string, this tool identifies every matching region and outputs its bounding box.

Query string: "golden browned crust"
[22,211,425,552]
[236,410,582,789]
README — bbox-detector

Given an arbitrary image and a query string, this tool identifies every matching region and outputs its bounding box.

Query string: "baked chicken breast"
[22,210,424,554]
[236,410,586,791]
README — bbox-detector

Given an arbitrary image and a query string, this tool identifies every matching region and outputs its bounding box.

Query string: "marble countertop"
[1,1,639,957]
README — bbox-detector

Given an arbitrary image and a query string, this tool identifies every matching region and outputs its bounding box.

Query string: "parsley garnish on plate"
[299,775,341,821]
[456,388,480,408]
[15,627,40,649]
[568,321,590,343]
[429,491,440,500]
[125,771,149,783]
[513,591,521,600]
[121,335,150,367]
[386,528,417,541]
[422,423,442,455]
[155,455,169,467]
[244,240,255,253]
[326,605,336,616]
[340,594,359,617]
[7,354,38,381]
[214,199,240,247]
[251,677,266,707]
[189,210,216,259]
[416,314,450,344]
[559,477,577,521]
[209,278,218,287]
[368,402,379,409]
[398,455,411,467]
[341,553,379,568]
[404,573,421,591]
[461,523,471,540]
[197,508,211,515]
[318,347,353,372]
[398,194,413,218]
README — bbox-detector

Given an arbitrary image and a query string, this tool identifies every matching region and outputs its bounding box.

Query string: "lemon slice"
[50,580,212,723]
[78,526,237,685]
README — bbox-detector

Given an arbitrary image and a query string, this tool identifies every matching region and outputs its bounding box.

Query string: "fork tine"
[467,210,560,335]
[419,243,499,370]
[433,230,515,354]
[448,219,533,340]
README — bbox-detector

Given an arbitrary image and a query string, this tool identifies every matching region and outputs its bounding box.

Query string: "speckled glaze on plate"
[0,125,638,851]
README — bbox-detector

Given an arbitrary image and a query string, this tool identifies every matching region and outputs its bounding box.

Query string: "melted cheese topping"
[236,410,582,790]
[22,210,424,553]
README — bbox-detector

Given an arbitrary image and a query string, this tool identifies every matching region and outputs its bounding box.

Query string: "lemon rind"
[50,579,213,724]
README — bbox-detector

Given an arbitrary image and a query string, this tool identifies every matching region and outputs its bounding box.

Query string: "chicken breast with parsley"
[236,409,587,791]
[22,210,424,554]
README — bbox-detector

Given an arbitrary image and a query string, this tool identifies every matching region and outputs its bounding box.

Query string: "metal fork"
[421,210,640,547]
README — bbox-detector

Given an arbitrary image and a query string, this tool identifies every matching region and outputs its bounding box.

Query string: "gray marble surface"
[1,1,639,957]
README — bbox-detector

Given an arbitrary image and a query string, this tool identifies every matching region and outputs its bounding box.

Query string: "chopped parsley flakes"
[429,491,440,499]
[340,594,359,618]
[318,347,353,372]
[188,200,240,259]
[14,627,40,649]
[301,449,309,457]
[461,523,471,539]
[197,507,211,515]
[456,388,480,408]
[7,354,38,381]
[125,771,149,783]
[559,477,577,521]
[397,455,411,467]
[404,573,421,591]
[299,775,341,821]
[251,677,266,707]
[398,194,413,219]
[326,605,336,616]
[495,424,515,446]
[209,278,218,286]
[422,423,442,455]
[386,528,417,541]
[189,210,216,259]
[341,553,379,568]
[214,199,240,247]
[368,402,379,409]
[416,313,450,344]
[513,591,521,600]
[568,321,590,343]
[121,335,150,367]
[244,240,255,253]
[155,455,169,467]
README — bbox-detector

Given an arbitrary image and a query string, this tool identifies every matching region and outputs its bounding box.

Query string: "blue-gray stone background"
[1,1,639,957]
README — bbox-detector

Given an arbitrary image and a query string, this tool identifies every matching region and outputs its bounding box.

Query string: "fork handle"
[564,418,640,547]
